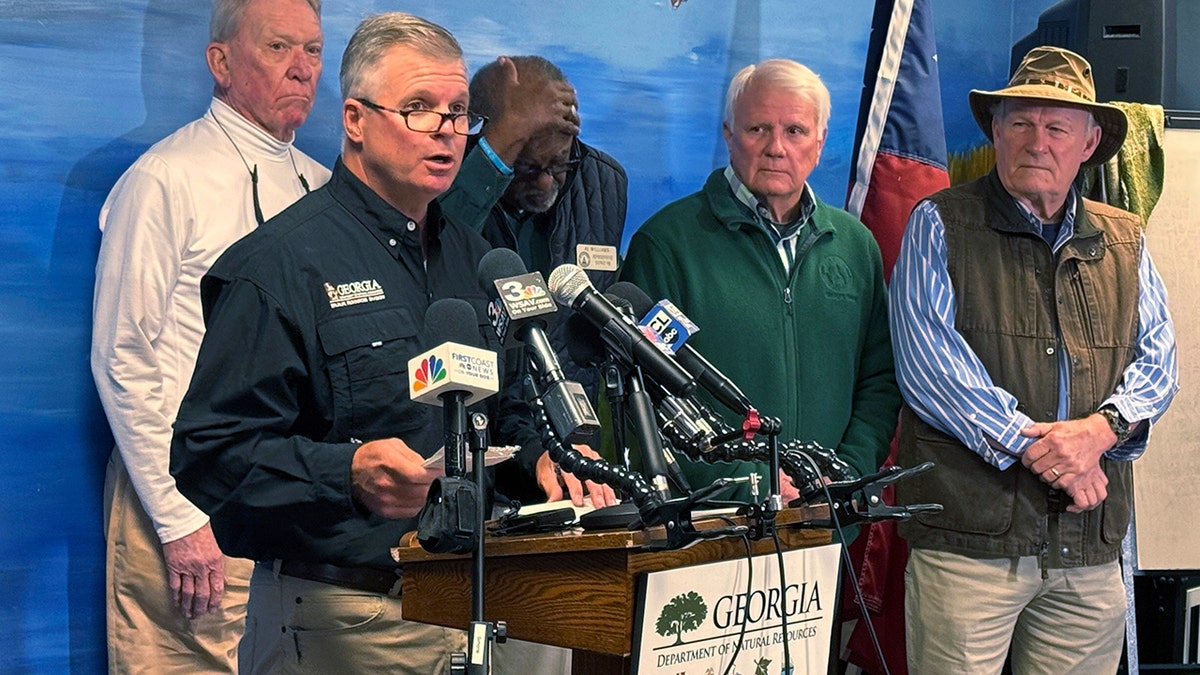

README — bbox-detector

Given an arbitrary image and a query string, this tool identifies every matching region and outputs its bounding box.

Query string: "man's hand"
[778,468,802,504]
[351,438,440,519]
[535,445,619,508]
[162,522,225,619]
[1063,465,1109,513]
[1021,414,1116,511]
[482,56,580,165]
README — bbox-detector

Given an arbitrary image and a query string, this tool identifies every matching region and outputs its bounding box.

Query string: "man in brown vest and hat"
[889,46,1178,672]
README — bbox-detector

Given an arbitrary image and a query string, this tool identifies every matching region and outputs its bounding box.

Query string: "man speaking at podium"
[170,13,605,674]
[621,58,901,502]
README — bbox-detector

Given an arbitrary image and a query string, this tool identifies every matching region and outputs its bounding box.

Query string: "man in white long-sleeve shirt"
[91,0,328,671]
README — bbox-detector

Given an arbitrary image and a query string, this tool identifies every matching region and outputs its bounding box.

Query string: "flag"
[842,2,948,674]
[846,0,950,280]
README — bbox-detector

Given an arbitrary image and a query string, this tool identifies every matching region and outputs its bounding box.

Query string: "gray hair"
[469,55,568,122]
[210,0,321,43]
[340,12,463,101]
[724,58,830,135]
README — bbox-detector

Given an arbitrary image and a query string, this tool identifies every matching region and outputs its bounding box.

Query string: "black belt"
[259,560,402,596]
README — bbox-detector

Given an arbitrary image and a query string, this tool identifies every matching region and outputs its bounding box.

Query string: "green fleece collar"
[701,168,836,238]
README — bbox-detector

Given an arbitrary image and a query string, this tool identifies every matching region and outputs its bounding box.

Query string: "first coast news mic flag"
[844,0,949,672]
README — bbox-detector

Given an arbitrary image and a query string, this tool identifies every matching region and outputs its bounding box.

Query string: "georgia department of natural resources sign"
[632,543,841,675]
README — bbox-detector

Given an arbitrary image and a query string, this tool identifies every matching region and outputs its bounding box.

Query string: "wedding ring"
[1050,467,1061,478]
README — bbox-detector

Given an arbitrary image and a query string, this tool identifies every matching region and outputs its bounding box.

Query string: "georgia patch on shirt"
[324,278,386,309]
[576,244,618,271]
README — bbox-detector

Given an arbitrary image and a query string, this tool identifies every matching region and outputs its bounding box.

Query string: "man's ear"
[344,99,366,144]
[1080,123,1103,164]
[206,42,231,89]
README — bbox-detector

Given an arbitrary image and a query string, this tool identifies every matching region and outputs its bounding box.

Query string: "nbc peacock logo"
[413,355,447,391]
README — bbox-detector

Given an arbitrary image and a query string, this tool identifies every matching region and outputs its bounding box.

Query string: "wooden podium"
[393,506,831,674]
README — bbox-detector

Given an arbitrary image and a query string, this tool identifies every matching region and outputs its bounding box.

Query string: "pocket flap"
[317,309,418,356]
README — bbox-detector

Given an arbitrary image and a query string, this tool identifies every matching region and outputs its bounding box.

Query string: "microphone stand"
[451,411,506,675]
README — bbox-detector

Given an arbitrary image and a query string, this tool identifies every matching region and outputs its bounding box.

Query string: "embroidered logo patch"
[819,257,855,299]
[324,279,385,308]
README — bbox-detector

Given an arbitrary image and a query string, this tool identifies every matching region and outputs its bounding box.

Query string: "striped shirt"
[889,195,1178,469]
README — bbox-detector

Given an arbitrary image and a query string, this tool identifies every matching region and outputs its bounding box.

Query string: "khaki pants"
[104,450,252,674]
[242,564,466,674]
[493,640,572,675]
[905,548,1126,674]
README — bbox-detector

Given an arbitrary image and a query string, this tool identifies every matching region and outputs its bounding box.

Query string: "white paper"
[422,445,518,469]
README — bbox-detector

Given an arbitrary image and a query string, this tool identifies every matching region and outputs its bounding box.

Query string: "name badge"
[575,244,618,272]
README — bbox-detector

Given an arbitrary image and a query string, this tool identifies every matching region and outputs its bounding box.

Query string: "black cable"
[793,450,890,675]
[770,526,793,672]
[721,519,753,675]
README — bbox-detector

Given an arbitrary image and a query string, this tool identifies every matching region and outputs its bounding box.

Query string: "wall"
[0,1,1021,670]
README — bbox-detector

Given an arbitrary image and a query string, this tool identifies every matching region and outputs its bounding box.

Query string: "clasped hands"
[1019,413,1118,513]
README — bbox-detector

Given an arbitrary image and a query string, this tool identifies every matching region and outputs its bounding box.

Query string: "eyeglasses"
[512,159,580,180]
[355,98,487,136]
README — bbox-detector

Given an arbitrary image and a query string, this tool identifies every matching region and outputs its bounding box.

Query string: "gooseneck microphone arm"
[523,375,664,521]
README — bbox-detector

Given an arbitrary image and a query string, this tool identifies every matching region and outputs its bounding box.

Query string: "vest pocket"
[1099,460,1133,544]
[902,415,1017,535]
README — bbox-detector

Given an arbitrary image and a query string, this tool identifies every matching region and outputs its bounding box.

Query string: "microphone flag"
[408,343,499,407]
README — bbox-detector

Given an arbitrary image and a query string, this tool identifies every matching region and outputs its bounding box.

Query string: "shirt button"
[406,221,417,232]
[1046,347,1055,355]
[388,238,397,247]
[1061,547,1069,556]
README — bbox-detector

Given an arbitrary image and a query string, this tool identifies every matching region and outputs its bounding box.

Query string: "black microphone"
[602,292,693,496]
[412,298,500,478]
[547,264,697,399]
[606,281,753,415]
[478,249,599,444]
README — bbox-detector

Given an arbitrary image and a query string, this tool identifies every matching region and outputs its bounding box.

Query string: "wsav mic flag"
[846,0,950,280]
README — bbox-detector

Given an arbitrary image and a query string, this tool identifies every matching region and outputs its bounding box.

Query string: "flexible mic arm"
[523,375,664,521]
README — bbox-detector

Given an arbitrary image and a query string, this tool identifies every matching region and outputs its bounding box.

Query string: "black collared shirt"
[171,158,528,569]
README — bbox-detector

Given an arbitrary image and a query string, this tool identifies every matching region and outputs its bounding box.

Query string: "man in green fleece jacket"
[621,58,900,505]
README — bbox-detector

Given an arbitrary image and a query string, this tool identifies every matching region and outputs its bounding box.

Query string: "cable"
[770,526,793,673]
[792,449,890,675]
[721,520,754,675]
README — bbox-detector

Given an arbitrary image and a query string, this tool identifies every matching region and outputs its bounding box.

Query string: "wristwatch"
[1097,405,1131,446]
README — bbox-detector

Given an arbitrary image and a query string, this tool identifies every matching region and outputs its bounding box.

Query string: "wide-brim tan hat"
[969,46,1127,167]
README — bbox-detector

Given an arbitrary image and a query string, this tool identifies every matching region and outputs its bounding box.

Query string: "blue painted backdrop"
[0,1,1052,670]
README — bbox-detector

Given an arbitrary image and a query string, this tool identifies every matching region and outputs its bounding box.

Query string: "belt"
[259,560,402,596]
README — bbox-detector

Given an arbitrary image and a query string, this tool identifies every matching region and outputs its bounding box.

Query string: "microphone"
[477,248,557,348]
[478,249,599,444]
[596,291,693,496]
[547,264,697,399]
[408,298,500,477]
[606,282,753,415]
